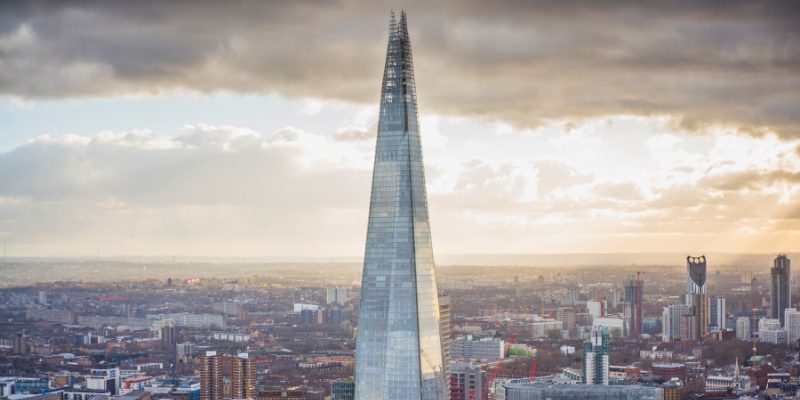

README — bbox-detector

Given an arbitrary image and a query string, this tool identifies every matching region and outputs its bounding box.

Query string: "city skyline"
[1,1,799,257]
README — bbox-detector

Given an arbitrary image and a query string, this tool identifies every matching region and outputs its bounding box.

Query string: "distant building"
[530,319,562,338]
[176,342,194,360]
[499,383,663,400]
[292,303,318,312]
[328,307,343,325]
[770,255,791,325]
[586,301,605,319]
[63,387,112,400]
[758,318,785,344]
[583,326,610,385]
[735,317,751,341]
[709,296,726,331]
[200,351,223,400]
[257,391,304,400]
[785,308,800,345]
[652,363,687,383]
[451,338,504,362]
[25,308,76,325]
[212,332,250,343]
[86,366,120,395]
[299,309,314,324]
[326,288,349,304]
[663,304,691,342]
[623,274,644,336]
[555,307,576,331]
[231,353,256,400]
[13,333,30,355]
[592,316,626,338]
[439,294,452,377]
[147,313,226,329]
[161,325,176,349]
[685,255,710,338]
[331,379,354,400]
[449,360,491,400]
[679,313,698,342]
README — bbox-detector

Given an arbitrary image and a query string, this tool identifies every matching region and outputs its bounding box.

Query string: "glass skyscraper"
[354,11,446,400]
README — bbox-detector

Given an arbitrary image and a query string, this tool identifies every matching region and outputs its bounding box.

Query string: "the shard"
[354,11,446,400]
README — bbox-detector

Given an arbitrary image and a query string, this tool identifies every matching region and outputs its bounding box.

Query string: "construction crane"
[482,334,517,400]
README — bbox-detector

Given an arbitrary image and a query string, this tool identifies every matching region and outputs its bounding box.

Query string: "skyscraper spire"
[354,12,446,400]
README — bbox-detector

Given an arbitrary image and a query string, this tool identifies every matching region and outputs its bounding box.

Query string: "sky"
[0,0,799,258]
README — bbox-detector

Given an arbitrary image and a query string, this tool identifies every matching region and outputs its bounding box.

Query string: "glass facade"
[354,11,446,400]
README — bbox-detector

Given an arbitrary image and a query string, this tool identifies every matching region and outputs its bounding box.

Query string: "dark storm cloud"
[1,0,799,136]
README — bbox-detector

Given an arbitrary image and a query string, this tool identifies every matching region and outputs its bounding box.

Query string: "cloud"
[0,1,798,137]
[1,117,799,256]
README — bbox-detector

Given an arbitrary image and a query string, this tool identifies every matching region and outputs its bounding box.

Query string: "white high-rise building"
[662,304,691,342]
[736,317,751,341]
[785,308,800,345]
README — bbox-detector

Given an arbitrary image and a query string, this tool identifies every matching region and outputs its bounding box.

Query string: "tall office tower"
[556,307,577,331]
[583,326,610,385]
[200,351,223,400]
[751,276,760,308]
[685,255,709,338]
[231,353,256,400]
[709,296,726,331]
[623,274,644,336]
[736,317,751,341]
[354,12,445,400]
[770,255,791,325]
[662,304,691,342]
[687,255,708,295]
[785,308,800,346]
[439,294,452,377]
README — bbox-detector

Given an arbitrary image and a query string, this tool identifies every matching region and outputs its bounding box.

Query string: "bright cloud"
[1,113,798,257]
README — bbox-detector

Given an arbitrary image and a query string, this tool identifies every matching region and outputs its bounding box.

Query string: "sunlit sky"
[1,1,798,258]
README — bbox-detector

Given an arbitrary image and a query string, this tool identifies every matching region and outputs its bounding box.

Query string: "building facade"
[623,274,644,336]
[326,288,349,305]
[736,317,751,341]
[662,304,691,342]
[785,308,800,345]
[354,11,446,400]
[439,294,452,378]
[200,351,223,400]
[583,327,609,385]
[709,296,726,331]
[770,255,791,325]
[500,383,663,400]
[450,338,504,362]
[231,353,256,400]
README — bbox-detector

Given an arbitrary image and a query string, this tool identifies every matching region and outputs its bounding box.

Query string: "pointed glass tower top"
[354,11,446,400]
